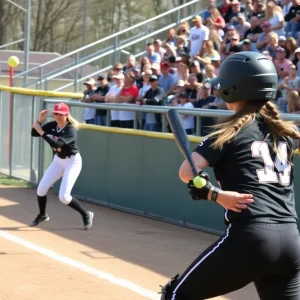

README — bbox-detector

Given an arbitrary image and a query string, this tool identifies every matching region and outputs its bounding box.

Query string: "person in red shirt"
[115,73,139,128]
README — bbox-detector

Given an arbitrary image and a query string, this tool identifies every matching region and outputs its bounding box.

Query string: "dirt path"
[0,186,258,300]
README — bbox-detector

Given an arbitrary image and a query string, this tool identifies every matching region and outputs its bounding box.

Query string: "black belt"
[56,153,77,159]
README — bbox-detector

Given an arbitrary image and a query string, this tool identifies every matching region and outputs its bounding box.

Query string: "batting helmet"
[208,51,278,103]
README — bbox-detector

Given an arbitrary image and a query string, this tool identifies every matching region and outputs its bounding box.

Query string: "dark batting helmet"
[208,51,278,103]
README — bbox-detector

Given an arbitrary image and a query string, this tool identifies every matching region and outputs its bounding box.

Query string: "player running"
[31,103,94,230]
[160,52,300,299]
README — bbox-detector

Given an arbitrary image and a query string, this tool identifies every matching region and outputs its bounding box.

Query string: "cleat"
[83,211,94,230]
[30,214,50,227]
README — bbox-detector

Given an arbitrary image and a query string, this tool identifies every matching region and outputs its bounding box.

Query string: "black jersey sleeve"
[193,137,224,166]
[42,124,76,149]
[31,121,56,137]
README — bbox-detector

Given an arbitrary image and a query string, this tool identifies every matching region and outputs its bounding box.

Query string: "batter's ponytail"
[206,101,300,159]
[67,114,81,130]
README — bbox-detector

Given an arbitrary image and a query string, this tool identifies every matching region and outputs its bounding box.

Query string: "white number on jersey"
[251,141,291,186]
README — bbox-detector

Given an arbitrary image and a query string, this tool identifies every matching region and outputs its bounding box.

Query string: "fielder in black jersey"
[160,52,300,300]
[31,103,94,230]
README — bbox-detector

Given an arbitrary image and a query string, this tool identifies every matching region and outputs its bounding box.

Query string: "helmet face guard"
[208,52,278,103]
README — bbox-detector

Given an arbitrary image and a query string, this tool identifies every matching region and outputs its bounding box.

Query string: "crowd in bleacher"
[80,0,300,135]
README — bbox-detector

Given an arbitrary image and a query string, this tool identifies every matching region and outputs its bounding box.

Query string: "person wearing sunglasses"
[31,103,94,230]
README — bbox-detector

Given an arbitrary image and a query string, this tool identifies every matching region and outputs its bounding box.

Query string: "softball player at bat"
[160,52,300,299]
[31,103,94,230]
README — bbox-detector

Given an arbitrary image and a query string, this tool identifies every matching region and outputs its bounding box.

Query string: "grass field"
[0,174,35,188]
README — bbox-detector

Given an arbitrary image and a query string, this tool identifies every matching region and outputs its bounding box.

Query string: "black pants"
[111,120,120,127]
[120,120,134,129]
[165,221,300,300]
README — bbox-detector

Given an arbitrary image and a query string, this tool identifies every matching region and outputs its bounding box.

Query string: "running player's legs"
[162,223,285,300]
[37,156,64,196]
[58,153,82,204]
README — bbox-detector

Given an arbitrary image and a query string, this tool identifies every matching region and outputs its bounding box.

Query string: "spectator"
[211,57,221,75]
[282,0,293,16]
[162,43,177,61]
[151,63,161,77]
[294,47,300,76]
[235,12,251,39]
[265,1,286,36]
[223,33,241,53]
[140,56,151,72]
[190,60,204,83]
[229,44,242,54]
[158,62,177,96]
[123,55,136,74]
[132,66,143,89]
[256,21,273,51]
[277,63,300,112]
[221,25,238,53]
[218,0,232,18]
[146,43,161,64]
[224,0,246,24]
[115,73,139,129]
[273,46,293,80]
[181,54,191,68]
[278,35,287,49]
[81,78,97,124]
[209,29,223,52]
[177,62,190,82]
[188,15,209,57]
[169,80,187,106]
[176,21,190,46]
[208,86,227,109]
[206,7,226,35]
[265,32,279,57]
[284,0,300,39]
[113,62,123,75]
[177,93,195,135]
[241,39,252,51]
[175,35,189,57]
[262,49,273,60]
[250,1,266,22]
[89,75,111,126]
[195,40,221,63]
[154,39,166,58]
[203,63,217,82]
[186,73,201,103]
[105,73,125,127]
[286,37,298,60]
[193,82,216,136]
[203,0,217,25]
[244,16,263,50]
[164,28,177,47]
[142,75,165,131]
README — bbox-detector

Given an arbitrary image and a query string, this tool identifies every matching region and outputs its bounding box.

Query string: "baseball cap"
[227,25,235,30]
[97,75,105,80]
[203,82,212,89]
[133,65,140,72]
[276,46,286,52]
[279,36,286,42]
[112,73,125,79]
[177,80,186,87]
[154,38,162,44]
[242,39,251,45]
[192,15,201,22]
[262,21,271,27]
[53,103,69,115]
[191,60,200,67]
[295,47,300,54]
[149,75,159,82]
[84,78,96,86]
[161,62,170,68]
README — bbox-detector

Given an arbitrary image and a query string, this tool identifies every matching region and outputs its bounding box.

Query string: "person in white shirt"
[177,92,195,135]
[104,73,125,127]
[81,78,97,124]
[188,15,210,57]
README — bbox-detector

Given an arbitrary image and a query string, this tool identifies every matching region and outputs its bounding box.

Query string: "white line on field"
[0,230,159,300]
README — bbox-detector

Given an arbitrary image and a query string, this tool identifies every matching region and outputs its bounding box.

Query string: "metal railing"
[12,0,208,92]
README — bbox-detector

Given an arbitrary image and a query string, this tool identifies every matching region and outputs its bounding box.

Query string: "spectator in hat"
[132,66,143,89]
[193,82,216,136]
[278,35,287,50]
[235,13,251,39]
[105,72,125,127]
[146,43,161,64]
[249,1,266,22]
[224,0,246,24]
[223,33,241,53]
[293,47,300,76]
[81,78,97,124]
[142,75,165,132]
[154,39,166,58]
[158,62,177,96]
[241,39,252,51]
[89,75,111,126]
[221,25,238,53]
[169,80,188,106]
[265,32,280,58]
[273,46,293,81]
[188,15,209,57]
[177,92,195,135]
[285,37,298,60]
[256,21,273,51]
[208,86,227,110]
[186,73,201,103]
[151,63,161,77]
[190,60,204,83]
[265,1,285,36]
[123,55,136,74]
[210,56,221,75]
[114,73,139,129]
[244,16,263,50]
[284,0,300,39]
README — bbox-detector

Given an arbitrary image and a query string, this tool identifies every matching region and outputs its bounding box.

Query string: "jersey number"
[251,141,291,186]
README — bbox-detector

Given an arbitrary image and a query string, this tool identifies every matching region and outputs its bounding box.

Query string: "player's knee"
[58,193,72,205]
[37,185,48,197]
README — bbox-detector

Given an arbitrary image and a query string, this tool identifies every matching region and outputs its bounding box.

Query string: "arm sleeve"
[193,137,224,166]
[42,125,76,149]
[31,121,54,137]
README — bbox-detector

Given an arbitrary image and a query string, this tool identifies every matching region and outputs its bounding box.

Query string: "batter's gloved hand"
[158,274,179,300]
[187,171,212,201]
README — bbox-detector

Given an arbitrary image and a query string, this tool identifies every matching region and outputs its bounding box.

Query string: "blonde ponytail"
[206,101,300,159]
[67,114,81,130]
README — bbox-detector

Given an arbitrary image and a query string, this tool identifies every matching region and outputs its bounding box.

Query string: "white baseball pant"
[37,153,82,204]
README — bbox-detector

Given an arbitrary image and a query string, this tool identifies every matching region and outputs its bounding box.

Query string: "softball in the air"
[8,56,19,68]
[193,176,207,188]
